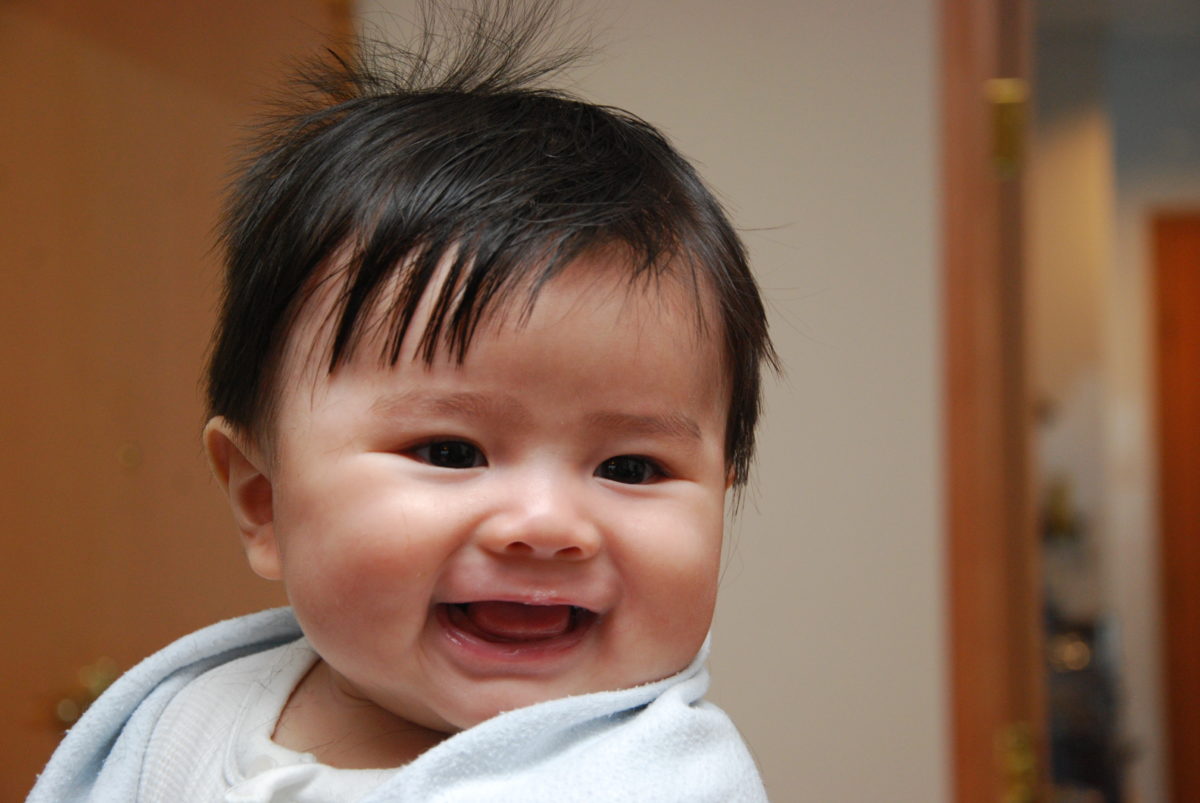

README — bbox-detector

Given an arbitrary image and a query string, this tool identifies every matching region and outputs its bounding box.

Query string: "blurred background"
[2,1,1197,801]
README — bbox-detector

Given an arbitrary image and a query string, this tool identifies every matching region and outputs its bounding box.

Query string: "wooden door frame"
[941,1,1045,800]
[1153,211,1200,803]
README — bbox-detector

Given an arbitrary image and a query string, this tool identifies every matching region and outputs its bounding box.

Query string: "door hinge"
[997,720,1038,803]
[986,78,1029,179]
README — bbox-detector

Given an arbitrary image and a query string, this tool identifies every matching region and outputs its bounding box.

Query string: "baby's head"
[202,32,776,742]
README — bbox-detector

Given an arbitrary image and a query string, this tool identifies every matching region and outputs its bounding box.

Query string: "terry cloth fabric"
[28,608,302,803]
[139,637,399,802]
[28,607,768,802]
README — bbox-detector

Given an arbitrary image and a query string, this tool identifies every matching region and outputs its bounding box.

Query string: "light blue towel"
[28,608,767,802]
[28,608,302,802]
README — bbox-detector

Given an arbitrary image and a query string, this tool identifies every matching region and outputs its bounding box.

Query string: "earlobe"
[203,417,282,581]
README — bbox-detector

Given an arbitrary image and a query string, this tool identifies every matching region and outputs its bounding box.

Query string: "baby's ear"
[203,417,282,581]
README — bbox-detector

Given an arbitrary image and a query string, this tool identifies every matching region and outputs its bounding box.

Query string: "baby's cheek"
[305,532,422,600]
[617,515,720,662]
[654,569,718,636]
[284,546,423,673]
[627,511,722,589]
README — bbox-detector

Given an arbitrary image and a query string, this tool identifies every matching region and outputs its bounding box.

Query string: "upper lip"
[442,595,599,614]
[436,563,618,615]
[438,583,612,615]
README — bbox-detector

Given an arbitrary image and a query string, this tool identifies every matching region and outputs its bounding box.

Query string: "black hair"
[207,0,778,488]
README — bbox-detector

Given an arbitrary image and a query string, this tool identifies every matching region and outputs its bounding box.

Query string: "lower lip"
[432,604,598,673]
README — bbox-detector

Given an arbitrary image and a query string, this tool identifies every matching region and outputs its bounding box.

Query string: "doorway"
[1028,3,1200,801]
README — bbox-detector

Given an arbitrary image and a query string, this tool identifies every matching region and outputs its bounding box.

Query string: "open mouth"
[439,601,598,646]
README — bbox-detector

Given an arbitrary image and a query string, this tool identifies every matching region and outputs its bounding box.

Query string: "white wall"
[358,3,946,799]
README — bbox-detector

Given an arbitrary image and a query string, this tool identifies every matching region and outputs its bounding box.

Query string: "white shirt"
[139,637,398,802]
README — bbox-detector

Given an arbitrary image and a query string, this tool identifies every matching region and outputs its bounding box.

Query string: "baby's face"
[263,252,729,734]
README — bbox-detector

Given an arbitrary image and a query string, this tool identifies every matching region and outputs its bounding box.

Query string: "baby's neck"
[272,658,449,769]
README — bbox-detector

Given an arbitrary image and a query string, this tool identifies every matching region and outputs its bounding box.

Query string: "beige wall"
[360,2,947,799]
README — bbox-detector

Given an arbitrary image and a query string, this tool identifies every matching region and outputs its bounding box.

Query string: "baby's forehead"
[267,250,730,451]
[280,245,722,383]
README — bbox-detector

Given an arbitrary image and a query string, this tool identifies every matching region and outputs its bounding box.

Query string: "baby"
[30,6,775,801]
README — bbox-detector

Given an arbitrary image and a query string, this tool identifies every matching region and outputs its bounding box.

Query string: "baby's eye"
[415,441,486,469]
[595,455,661,485]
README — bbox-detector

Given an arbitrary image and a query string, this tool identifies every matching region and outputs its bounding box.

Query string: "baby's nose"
[475,481,602,561]
[498,535,593,561]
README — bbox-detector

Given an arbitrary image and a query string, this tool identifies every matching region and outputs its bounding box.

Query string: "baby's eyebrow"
[369,390,530,423]
[585,411,703,442]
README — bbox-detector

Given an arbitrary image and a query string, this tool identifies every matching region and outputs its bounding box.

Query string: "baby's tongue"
[463,601,572,640]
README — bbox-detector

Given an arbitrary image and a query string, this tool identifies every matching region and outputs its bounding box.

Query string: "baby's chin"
[421,685,591,732]
[424,662,696,732]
